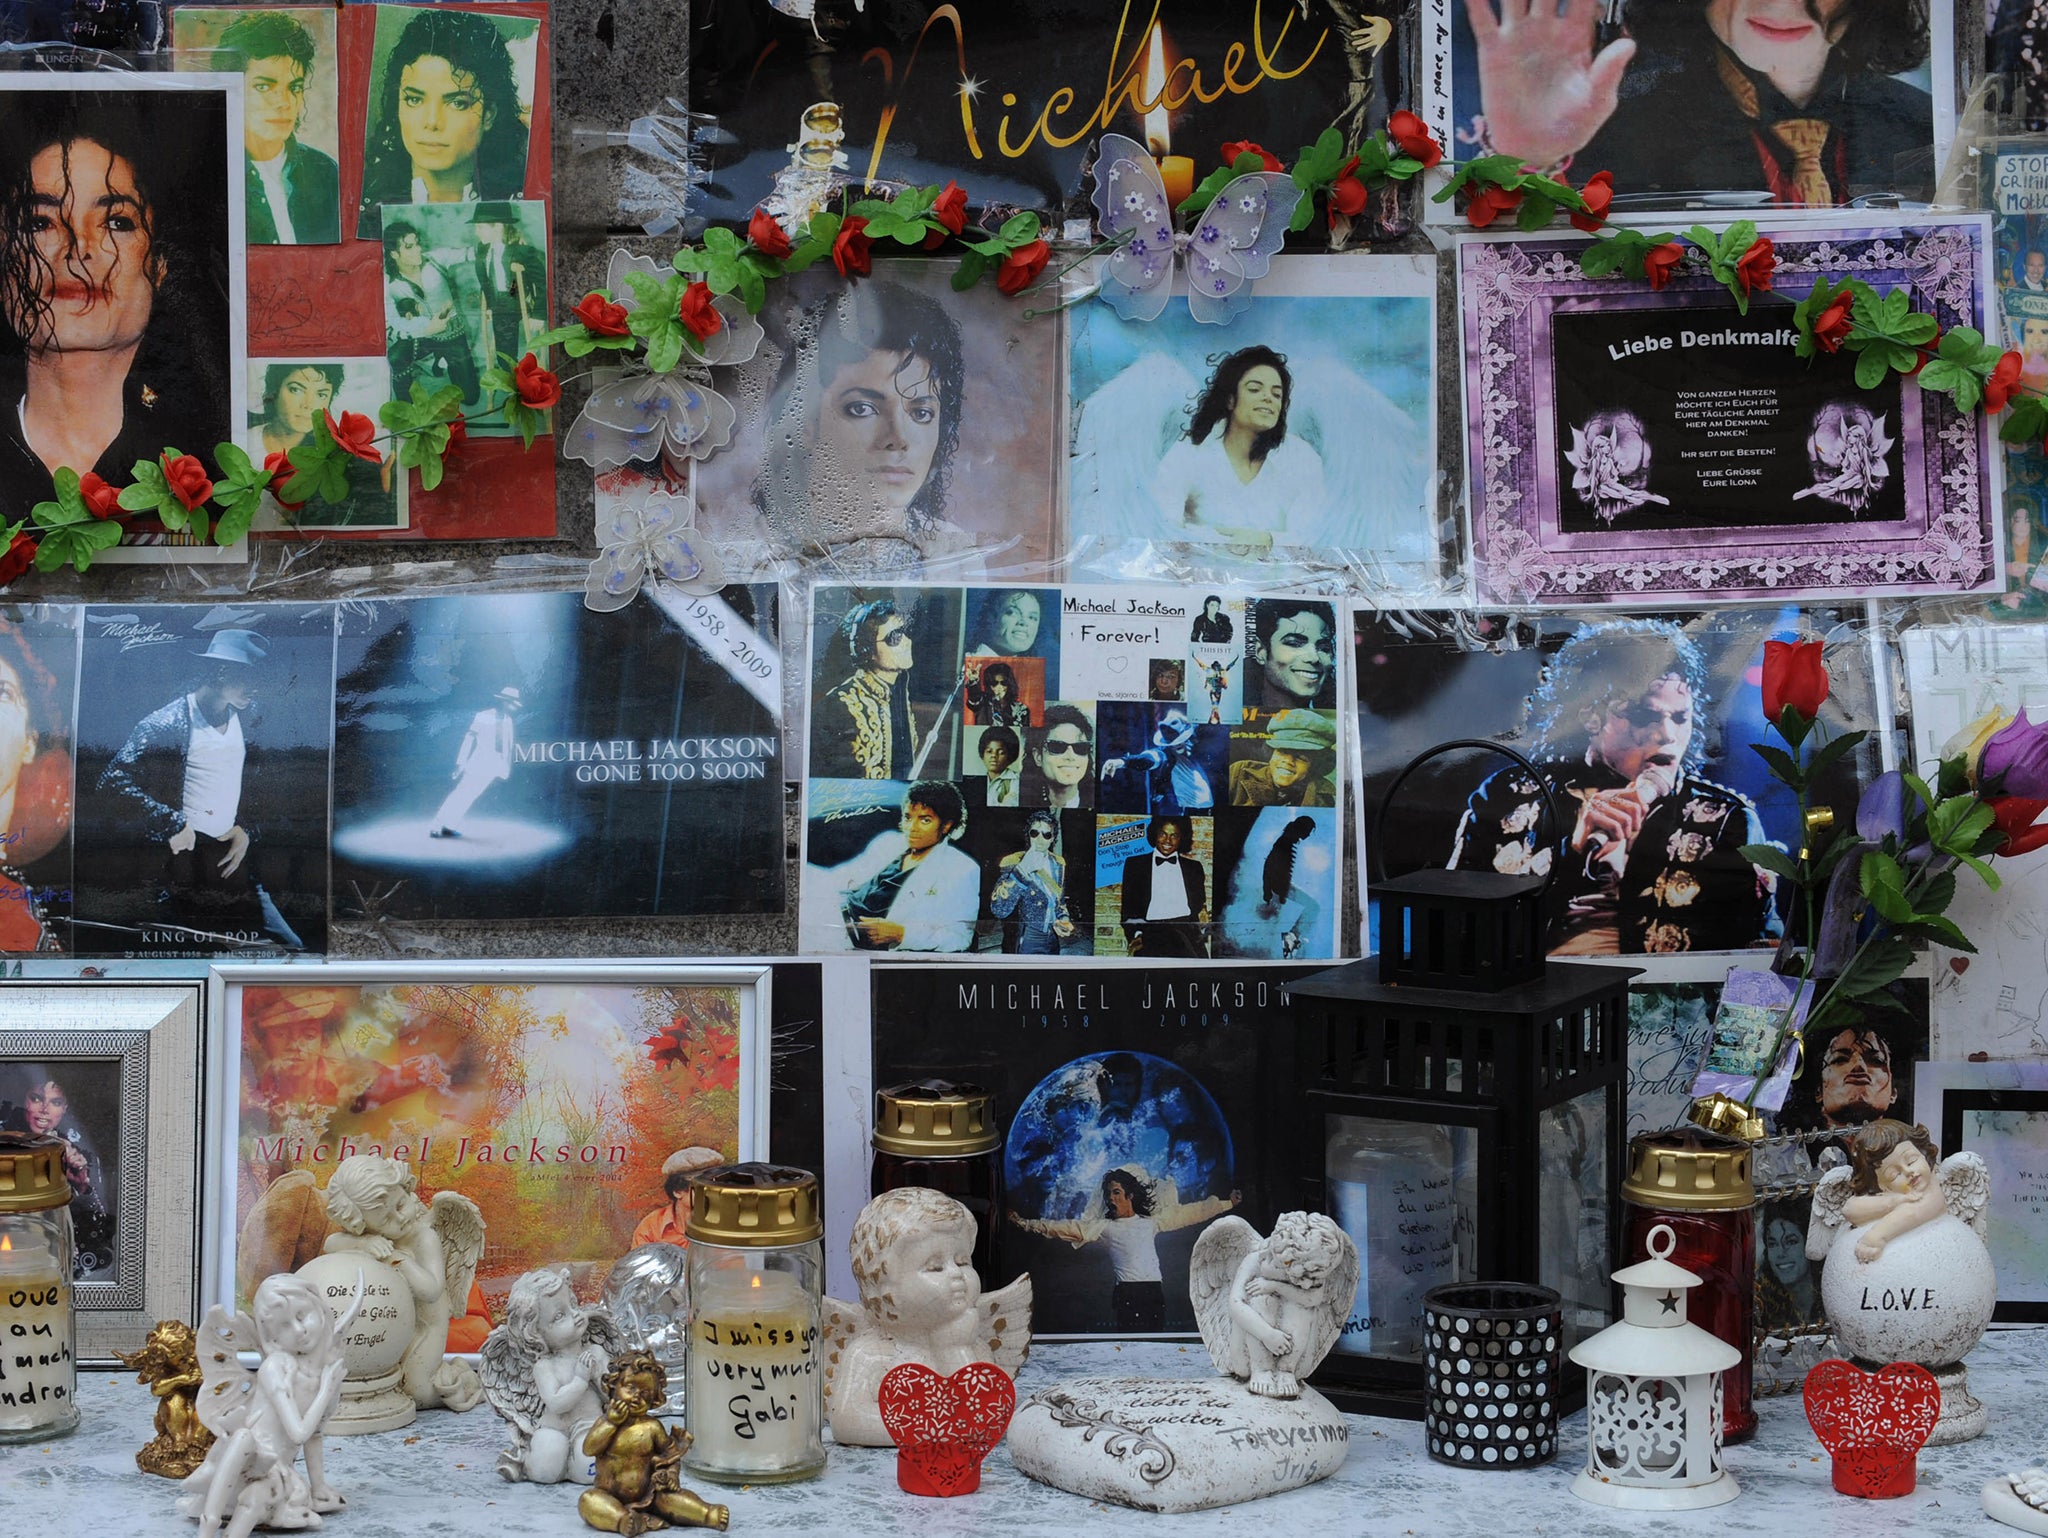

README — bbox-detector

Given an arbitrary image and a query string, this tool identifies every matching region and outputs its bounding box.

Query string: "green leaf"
[645,328,684,378]
[212,491,258,547]
[1957,851,2002,891]
[999,212,1041,244]
[1893,915,1975,951]
[1740,842,1800,879]
[1751,741,1803,788]
[1179,164,1237,215]
[951,250,989,291]
[1854,347,1892,390]
[1831,936,1917,998]
[1435,154,1524,201]
[1804,729,1868,780]
[1294,126,1345,183]
[1515,188,1556,232]
[213,442,261,487]
[1859,850,1916,924]
[1918,867,1958,916]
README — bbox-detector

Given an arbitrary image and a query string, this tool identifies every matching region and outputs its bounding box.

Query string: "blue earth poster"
[869,960,1321,1337]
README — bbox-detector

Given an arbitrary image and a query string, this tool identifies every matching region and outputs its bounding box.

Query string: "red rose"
[512,353,562,411]
[1569,170,1613,233]
[160,452,213,512]
[1811,292,1855,354]
[1465,183,1522,229]
[262,452,308,512]
[1762,637,1829,725]
[571,291,630,338]
[0,531,35,587]
[677,280,723,344]
[1986,350,2026,413]
[996,238,1050,296]
[1990,795,2048,857]
[445,416,467,455]
[1386,110,1442,169]
[925,180,969,249]
[832,216,872,279]
[1328,155,1368,222]
[1220,139,1283,172]
[325,409,382,465]
[78,471,121,520]
[1643,241,1685,290]
[746,207,792,260]
[1735,236,1775,298]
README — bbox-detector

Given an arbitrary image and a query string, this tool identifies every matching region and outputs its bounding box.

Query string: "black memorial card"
[331,588,784,921]
[1549,305,1909,533]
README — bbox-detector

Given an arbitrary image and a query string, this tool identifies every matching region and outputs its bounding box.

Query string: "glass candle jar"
[1621,1128,1755,1444]
[0,1132,78,1442]
[871,1080,1003,1281]
[683,1163,825,1484]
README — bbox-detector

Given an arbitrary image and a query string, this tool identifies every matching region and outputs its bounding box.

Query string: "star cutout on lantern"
[1658,1290,1680,1314]
[645,1015,694,1069]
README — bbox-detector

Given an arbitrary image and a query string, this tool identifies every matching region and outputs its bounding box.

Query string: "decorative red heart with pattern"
[877,1361,1016,1497]
[1803,1358,1940,1499]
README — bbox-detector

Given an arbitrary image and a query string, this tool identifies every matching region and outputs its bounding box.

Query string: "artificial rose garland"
[677,280,724,343]
[572,291,631,338]
[512,354,562,411]
[161,452,214,512]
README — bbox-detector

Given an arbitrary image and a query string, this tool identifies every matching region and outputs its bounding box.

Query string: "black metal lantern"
[1291,740,1636,1419]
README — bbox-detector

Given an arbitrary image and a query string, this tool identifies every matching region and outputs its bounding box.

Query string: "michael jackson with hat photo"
[94,625,307,949]
[1229,709,1337,806]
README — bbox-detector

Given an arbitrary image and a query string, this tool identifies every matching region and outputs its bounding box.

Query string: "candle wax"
[0,1243,74,1438]
[685,1266,822,1482]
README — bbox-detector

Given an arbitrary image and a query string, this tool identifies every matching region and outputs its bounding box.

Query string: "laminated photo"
[356,3,541,238]
[0,607,78,954]
[1351,605,1880,958]
[1984,143,2048,619]
[689,260,1063,582]
[1427,0,1953,220]
[802,583,1345,959]
[1458,216,1999,604]
[0,76,248,562]
[331,588,784,923]
[173,6,343,246]
[243,357,405,529]
[1069,254,1437,588]
[869,961,1320,1337]
[687,0,1404,231]
[72,604,335,958]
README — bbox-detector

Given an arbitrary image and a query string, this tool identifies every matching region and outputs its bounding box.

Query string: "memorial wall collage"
[4,0,2048,1532]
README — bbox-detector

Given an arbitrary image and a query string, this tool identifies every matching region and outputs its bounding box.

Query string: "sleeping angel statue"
[1190,1212,1359,1399]
[1069,341,1430,575]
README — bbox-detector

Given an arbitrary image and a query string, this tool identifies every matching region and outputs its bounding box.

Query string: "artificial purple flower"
[1982,708,2048,798]
[1855,770,1908,842]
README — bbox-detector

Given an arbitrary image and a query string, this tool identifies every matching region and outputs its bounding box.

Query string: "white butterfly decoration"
[585,478,726,612]
[1091,132,1303,325]
[563,250,764,472]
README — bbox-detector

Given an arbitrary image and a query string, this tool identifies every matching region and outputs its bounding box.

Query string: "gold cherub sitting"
[118,1319,214,1478]
[579,1350,730,1535]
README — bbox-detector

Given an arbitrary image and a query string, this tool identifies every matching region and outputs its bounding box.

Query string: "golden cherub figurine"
[579,1351,730,1535]
[117,1320,214,1478]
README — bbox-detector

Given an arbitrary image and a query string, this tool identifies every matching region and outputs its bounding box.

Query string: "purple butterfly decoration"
[1090,132,1302,325]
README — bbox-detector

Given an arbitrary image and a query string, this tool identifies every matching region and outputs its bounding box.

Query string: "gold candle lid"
[1622,1127,1754,1211]
[0,1131,70,1213]
[873,1080,999,1158]
[685,1163,822,1247]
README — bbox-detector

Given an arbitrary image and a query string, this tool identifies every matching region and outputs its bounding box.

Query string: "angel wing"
[819,1294,866,1414]
[431,1190,486,1315]
[1286,355,1431,562]
[1938,1150,1992,1238]
[1189,1214,1261,1380]
[478,1328,543,1443]
[1295,1226,1361,1380]
[193,1303,263,1439]
[978,1273,1032,1377]
[1806,1164,1854,1262]
[1069,355,1199,547]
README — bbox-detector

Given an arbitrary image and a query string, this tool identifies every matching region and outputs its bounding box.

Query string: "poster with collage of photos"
[801,585,1345,959]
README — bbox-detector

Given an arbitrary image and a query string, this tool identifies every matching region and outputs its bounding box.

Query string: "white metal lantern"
[1567,1223,1740,1510]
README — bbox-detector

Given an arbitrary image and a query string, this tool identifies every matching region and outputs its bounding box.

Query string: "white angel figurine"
[1807,1118,1996,1441]
[1190,1212,1359,1399]
[320,1154,486,1413]
[821,1188,1032,1447]
[480,1267,624,1483]
[179,1271,362,1538]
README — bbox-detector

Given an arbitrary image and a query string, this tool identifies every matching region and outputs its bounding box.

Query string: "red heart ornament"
[1803,1359,1941,1499]
[876,1361,1016,1497]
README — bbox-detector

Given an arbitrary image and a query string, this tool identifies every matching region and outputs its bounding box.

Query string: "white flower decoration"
[563,250,764,472]
[585,479,725,612]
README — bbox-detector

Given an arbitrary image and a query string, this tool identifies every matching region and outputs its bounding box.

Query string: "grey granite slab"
[6,1331,2045,1536]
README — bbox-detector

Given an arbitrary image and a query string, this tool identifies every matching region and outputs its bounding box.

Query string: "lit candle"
[1138,22,1196,210]
[1157,156,1196,210]
[0,1135,79,1442]
[684,1263,820,1476]
[682,1163,826,1485]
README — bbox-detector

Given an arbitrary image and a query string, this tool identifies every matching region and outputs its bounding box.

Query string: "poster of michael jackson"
[1351,605,1881,957]
[331,587,784,921]
[72,603,335,957]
